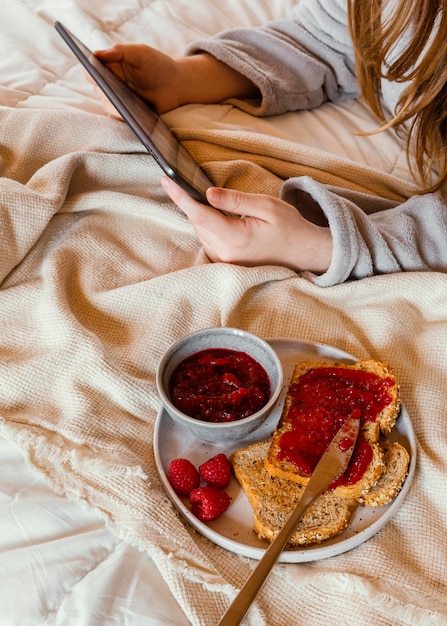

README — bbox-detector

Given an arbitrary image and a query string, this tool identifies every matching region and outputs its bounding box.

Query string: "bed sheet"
[0,434,190,625]
[1,2,447,626]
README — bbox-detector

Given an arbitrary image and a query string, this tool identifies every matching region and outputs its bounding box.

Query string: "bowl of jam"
[156,327,283,443]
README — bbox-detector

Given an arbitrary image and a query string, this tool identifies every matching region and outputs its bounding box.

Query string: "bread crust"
[230,440,357,546]
[264,359,401,499]
[357,437,410,507]
[230,434,409,547]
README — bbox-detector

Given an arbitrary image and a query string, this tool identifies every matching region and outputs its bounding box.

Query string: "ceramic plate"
[153,338,416,562]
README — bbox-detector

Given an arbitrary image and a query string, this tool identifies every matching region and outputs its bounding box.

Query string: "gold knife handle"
[217,410,360,626]
[217,486,318,626]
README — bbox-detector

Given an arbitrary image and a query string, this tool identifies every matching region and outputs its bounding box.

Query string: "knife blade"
[218,408,361,626]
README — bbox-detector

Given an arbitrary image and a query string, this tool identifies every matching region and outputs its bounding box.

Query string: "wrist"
[310,226,333,275]
[175,53,259,106]
[287,224,333,275]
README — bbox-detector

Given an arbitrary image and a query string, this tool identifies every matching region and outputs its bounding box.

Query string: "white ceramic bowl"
[156,327,283,443]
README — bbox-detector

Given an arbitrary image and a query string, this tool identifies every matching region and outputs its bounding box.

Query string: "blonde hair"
[347,0,447,193]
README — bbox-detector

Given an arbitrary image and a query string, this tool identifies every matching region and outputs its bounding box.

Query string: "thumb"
[206,187,273,219]
[206,187,249,216]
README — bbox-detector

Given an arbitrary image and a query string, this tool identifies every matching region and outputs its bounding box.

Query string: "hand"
[161,178,333,274]
[91,43,182,114]
[88,45,259,116]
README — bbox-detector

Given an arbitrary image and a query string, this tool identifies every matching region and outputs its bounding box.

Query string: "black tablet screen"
[55,21,213,203]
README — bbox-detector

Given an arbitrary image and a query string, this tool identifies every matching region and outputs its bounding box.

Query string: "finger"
[95,88,122,119]
[83,69,95,86]
[82,66,122,117]
[161,177,237,237]
[161,177,215,216]
[206,187,276,220]
[93,45,124,63]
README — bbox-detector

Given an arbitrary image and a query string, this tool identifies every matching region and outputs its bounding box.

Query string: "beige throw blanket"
[1,106,446,625]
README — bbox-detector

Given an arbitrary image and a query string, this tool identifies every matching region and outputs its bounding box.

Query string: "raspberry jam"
[169,348,271,423]
[278,366,394,486]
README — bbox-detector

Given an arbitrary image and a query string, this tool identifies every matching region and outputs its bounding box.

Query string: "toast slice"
[357,437,410,507]
[264,359,401,499]
[230,440,357,547]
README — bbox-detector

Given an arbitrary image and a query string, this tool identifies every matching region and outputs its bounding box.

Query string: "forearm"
[175,53,260,106]
[281,177,447,286]
[186,5,359,117]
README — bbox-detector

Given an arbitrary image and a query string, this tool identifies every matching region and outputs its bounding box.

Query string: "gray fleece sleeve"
[186,0,359,117]
[187,0,447,285]
[281,177,447,286]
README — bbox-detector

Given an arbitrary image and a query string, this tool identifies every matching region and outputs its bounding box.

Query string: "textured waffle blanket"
[0,105,446,625]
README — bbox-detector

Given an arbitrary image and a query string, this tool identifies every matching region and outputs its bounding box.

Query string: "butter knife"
[218,409,361,626]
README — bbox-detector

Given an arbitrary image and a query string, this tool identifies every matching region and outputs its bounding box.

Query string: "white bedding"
[1,2,446,626]
[0,434,190,625]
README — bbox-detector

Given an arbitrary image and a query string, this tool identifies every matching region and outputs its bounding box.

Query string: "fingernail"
[207,187,222,206]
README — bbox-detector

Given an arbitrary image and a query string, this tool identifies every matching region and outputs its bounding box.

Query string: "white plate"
[153,338,416,562]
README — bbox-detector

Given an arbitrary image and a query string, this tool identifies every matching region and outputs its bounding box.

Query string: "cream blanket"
[1,105,446,626]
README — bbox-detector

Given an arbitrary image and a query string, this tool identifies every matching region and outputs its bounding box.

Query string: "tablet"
[55,21,213,204]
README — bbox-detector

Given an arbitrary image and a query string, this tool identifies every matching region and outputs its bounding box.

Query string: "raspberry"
[189,486,231,522]
[167,458,200,496]
[199,453,232,489]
